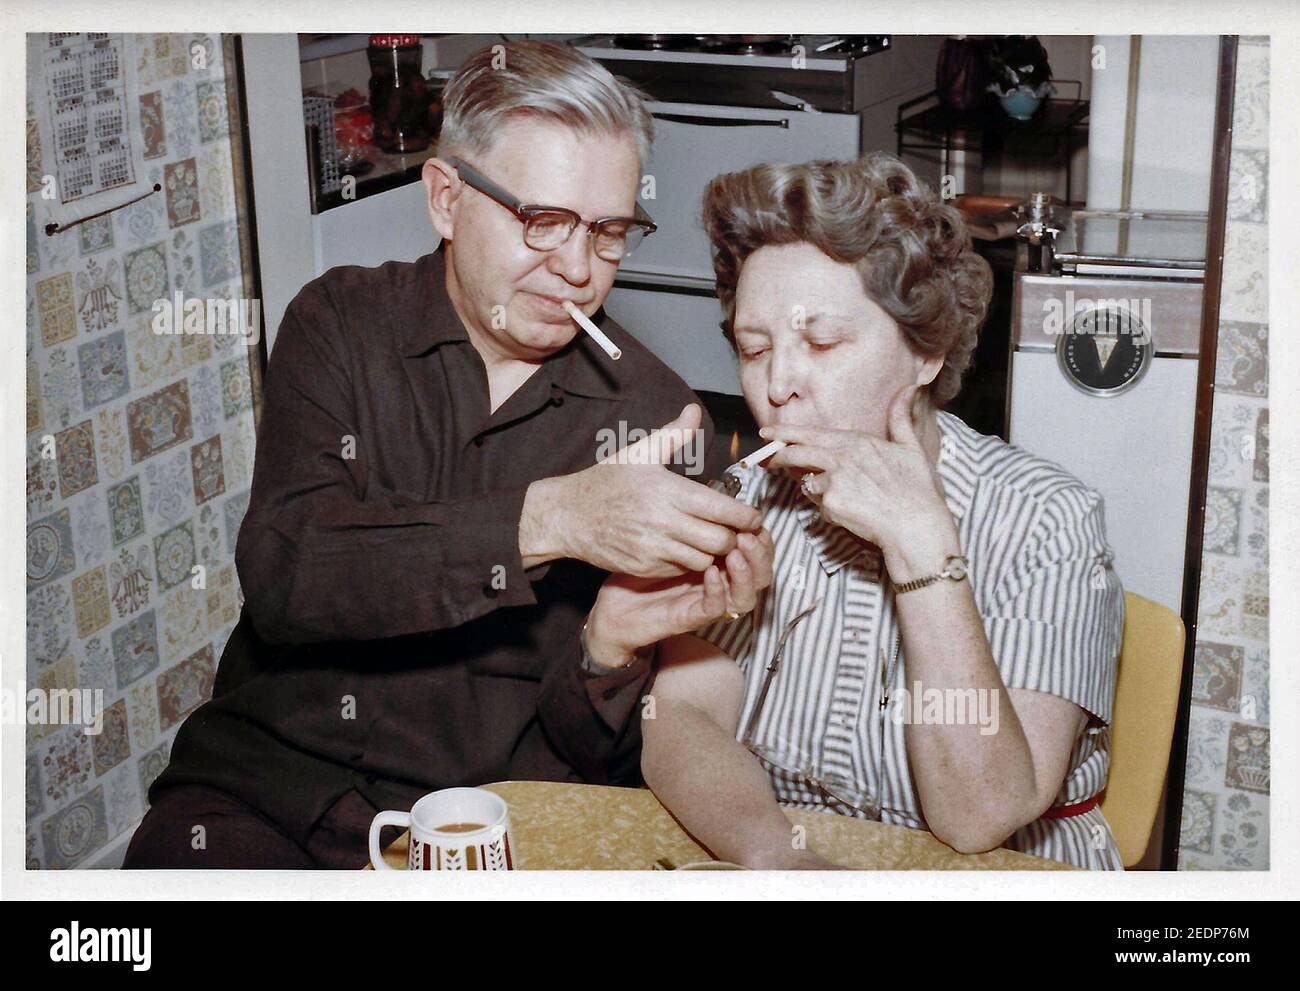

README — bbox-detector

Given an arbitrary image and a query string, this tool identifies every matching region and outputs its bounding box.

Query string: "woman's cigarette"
[736,440,787,469]
[562,300,621,360]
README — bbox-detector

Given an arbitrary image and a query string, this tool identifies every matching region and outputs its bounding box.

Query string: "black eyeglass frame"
[445,155,657,260]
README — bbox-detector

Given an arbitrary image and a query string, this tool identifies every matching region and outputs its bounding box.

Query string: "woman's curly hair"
[702,152,993,406]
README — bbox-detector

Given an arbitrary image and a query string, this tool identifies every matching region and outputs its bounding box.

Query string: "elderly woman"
[581,152,1125,869]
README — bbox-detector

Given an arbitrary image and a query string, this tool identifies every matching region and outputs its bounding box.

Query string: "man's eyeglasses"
[446,156,657,263]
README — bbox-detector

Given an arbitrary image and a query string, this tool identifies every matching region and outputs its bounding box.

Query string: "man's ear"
[423,157,460,242]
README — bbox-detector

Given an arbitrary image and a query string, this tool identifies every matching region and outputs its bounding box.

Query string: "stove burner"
[608,34,797,56]
[699,35,795,56]
[612,34,704,51]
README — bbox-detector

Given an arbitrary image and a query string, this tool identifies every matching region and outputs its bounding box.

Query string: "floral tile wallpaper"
[25,34,258,869]
[1177,36,1270,870]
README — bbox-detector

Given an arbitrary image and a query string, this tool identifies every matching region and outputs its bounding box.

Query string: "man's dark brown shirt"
[151,248,715,846]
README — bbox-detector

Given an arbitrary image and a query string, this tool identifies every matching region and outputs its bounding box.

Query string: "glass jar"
[367,34,431,154]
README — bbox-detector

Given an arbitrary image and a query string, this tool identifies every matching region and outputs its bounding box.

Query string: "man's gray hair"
[439,40,654,167]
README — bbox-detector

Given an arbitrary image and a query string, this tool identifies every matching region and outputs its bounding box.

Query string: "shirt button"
[474,436,484,447]
[551,395,565,407]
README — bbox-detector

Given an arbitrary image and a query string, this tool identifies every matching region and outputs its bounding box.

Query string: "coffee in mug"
[369,787,514,871]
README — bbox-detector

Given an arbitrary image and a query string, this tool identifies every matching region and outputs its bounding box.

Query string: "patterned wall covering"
[1177,36,1269,870]
[25,34,260,869]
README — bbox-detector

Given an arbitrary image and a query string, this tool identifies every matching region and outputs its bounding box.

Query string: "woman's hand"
[584,529,775,668]
[762,385,958,563]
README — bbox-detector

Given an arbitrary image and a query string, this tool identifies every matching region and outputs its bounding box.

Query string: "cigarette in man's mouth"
[562,300,621,360]
[735,439,787,470]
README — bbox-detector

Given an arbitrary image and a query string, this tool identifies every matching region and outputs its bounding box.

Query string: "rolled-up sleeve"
[982,485,1125,726]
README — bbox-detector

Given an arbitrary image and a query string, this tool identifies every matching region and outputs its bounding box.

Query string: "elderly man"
[124,40,769,869]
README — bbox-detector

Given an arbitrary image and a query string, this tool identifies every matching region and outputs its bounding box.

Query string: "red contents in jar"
[333,87,373,151]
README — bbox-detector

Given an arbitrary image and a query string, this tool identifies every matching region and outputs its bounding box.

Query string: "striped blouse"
[696,410,1126,870]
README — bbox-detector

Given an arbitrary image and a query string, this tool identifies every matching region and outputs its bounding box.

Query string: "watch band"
[892,554,969,595]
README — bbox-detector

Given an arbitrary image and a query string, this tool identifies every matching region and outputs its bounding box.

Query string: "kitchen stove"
[573,34,894,112]
[571,33,942,397]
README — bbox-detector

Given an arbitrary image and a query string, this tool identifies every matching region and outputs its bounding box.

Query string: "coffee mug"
[369,787,514,871]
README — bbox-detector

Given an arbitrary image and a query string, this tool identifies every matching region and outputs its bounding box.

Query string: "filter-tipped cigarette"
[736,440,787,470]
[562,300,621,360]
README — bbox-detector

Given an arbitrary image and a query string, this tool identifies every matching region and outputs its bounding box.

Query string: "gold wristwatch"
[892,554,969,595]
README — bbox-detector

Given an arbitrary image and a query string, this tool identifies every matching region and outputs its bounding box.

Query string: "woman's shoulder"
[937,410,1104,516]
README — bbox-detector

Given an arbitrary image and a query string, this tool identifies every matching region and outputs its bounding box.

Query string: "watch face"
[945,556,968,581]
[1056,301,1153,397]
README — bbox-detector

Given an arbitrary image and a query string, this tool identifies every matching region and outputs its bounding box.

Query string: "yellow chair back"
[1100,592,1187,867]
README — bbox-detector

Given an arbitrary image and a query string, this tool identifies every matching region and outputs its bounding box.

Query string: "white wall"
[1087,35,1219,211]
[245,33,317,356]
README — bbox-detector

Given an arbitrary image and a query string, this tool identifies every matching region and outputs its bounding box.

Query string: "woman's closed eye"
[740,340,839,360]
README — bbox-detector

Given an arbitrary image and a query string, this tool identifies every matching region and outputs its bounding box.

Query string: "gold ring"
[800,472,817,497]
[725,609,742,621]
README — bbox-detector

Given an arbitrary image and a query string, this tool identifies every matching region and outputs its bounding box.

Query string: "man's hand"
[521,404,763,577]
[584,528,774,668]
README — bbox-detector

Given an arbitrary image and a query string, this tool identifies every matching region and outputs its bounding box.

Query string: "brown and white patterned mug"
[369,787,514,871]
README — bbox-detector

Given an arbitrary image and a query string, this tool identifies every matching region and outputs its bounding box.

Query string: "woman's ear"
[916,352,944,389]
[423,157,460,242]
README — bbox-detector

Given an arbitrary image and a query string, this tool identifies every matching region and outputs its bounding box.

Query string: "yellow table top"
[374,781,1073,871]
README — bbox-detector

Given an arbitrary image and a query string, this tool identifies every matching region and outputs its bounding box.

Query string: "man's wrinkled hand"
[534,403,764,578]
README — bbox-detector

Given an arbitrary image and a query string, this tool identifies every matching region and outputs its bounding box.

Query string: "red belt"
[1041,795,1100,820]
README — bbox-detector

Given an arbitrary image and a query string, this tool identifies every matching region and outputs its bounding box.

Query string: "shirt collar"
[395,248,470,355]
[397,248,621,400]
[754,471,878,578]
[548,327,624,400]
[797,493,881,576]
